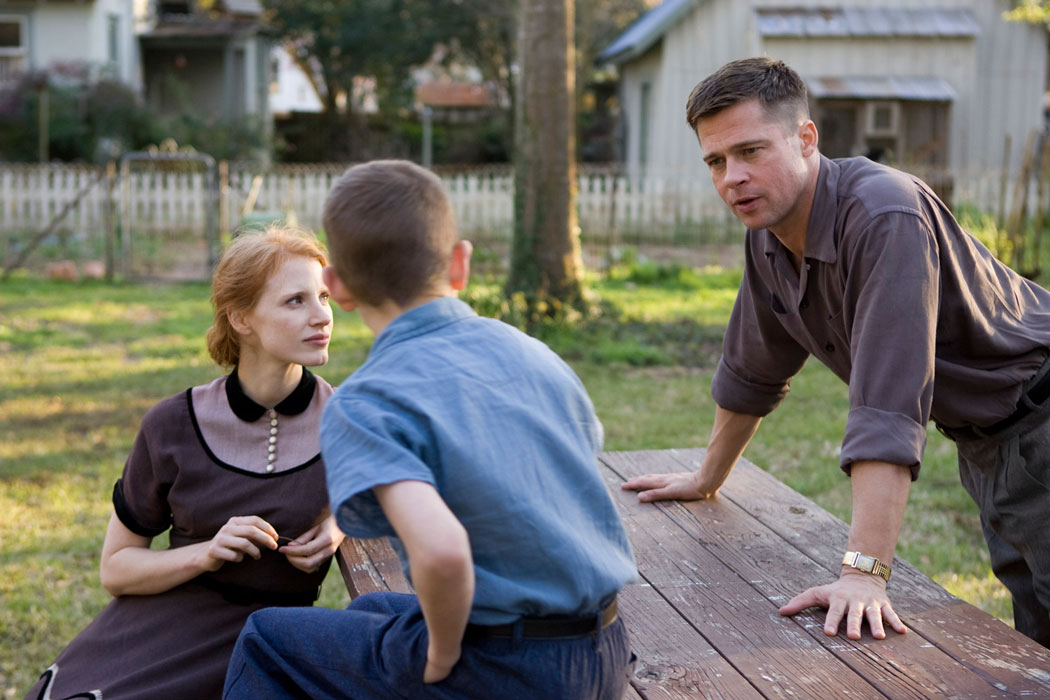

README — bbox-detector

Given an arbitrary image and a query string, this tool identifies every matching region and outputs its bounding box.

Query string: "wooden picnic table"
[336,449,1050,699]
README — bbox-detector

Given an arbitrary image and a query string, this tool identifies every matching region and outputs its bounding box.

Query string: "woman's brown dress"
[25,369,335,700]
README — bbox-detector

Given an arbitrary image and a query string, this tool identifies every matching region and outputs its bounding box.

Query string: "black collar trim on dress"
[225,367,317,422]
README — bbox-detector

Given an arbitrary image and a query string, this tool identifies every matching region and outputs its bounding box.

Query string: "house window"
[107,14,120,70]
[0,15,26,84]
[639,81,651,168]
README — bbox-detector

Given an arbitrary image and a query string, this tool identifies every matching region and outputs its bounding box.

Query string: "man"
[623,57,1050,647]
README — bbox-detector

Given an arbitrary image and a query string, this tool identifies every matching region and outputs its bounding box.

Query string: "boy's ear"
[322,265,358,311]
[449,240,472,291]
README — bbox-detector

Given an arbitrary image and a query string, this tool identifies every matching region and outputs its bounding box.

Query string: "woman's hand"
[201,515,280,572]
[278,515,345,573]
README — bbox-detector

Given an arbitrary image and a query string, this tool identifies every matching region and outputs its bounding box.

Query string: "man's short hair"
[322,160,459,307]
[686,57,810,132]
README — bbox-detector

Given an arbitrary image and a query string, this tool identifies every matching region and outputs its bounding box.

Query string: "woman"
[26,227,345,700]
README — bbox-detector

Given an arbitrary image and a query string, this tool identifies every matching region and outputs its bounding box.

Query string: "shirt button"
[825,342,835,352]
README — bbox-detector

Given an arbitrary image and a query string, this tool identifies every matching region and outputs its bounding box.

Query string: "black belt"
[466,598,619,640]
[937,365,1050,442]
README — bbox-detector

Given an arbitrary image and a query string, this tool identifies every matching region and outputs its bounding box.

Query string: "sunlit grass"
[0,271,1015,695]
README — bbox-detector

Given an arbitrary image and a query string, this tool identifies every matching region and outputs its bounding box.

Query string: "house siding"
[29,0,138,87]
[614,0,1047,200]
[764,35,977,170]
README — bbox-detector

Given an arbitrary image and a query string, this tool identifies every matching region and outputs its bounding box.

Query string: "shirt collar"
[371,297,476,356]
[225,367,317,422]
[761,154,840,266]
[803,155,840,264]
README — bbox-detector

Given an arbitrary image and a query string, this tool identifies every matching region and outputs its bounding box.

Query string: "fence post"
[1007,130,1037,274]
[104,161,116,281]
[998,133,1011,230]
[219,160,229,239]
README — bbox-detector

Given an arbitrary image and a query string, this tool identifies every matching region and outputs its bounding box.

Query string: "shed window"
[159,2,192,15]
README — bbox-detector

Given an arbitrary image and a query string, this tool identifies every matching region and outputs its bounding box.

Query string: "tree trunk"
[508,0,583,308]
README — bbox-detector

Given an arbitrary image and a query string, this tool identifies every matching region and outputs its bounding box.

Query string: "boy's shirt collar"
[370,297,476,355]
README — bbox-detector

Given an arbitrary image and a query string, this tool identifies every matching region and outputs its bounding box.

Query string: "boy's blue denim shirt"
[321,297,636,624]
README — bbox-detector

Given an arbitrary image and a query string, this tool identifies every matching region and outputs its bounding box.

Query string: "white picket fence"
[0,163,734,235]
[0,161,1040,278]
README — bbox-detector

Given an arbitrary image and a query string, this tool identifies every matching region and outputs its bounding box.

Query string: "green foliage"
[0,75,157,163]
[264,0,475,114]
[955,204,1013,263]
[0,71,266,163]
[1004,0,1050,24]
[163,111,268,163]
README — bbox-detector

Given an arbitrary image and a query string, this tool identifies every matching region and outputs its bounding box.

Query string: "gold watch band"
[842,551,891,582]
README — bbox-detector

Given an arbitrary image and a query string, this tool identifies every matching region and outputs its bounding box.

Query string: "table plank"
[604,449,1050,697]
[599,459,885,699]
[601,455,765,698]
[336,536,411,597]
[664,448,1050,693]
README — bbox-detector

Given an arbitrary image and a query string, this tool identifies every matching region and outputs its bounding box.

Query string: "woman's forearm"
[99,513,213,596]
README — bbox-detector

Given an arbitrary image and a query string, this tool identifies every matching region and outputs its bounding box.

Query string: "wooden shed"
[599,0,1048,198]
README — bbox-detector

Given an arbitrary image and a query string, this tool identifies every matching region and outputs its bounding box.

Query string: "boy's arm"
[373,479,474,684]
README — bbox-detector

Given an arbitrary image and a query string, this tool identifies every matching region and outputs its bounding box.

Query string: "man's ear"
[322,265,358,311]
[798,119,818,157]
[449,240,472,291]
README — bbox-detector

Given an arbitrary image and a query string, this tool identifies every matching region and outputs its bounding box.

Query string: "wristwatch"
[842,551,892,582]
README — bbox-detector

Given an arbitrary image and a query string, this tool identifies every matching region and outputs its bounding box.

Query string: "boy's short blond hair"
[322,160,459,307]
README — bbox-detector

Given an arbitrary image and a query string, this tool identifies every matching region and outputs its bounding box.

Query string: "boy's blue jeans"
[222,592,636,699]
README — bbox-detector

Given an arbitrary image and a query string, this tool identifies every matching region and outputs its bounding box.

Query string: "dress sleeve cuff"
[112,479,169,537]
[840,406,925,480]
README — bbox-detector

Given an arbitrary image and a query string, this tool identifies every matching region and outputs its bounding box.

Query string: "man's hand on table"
[779,570,908,640]
[622,470,724,502]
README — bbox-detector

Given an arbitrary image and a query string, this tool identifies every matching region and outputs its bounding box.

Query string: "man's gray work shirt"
[712,155,1050,475]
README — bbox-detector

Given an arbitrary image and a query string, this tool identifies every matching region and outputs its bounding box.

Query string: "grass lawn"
[0,268,1010,696]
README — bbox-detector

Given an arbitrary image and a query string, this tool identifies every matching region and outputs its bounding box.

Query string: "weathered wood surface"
[336,449,1050,699]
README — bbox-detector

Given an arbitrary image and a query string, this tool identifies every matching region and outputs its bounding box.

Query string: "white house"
[599,0,1048,195]
[269,44,323,118]
[0,0,140,88]
[136,0,271,124]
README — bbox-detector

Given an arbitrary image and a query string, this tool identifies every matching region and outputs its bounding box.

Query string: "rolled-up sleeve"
[320,390,435,539]
[839,210,937,478]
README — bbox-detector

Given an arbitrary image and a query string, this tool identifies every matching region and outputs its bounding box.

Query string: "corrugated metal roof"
[221,0,264,16]
[757,8,979,38]
[807,75,958,101]
[597,0,700,65]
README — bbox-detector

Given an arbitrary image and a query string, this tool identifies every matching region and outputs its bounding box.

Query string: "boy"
[222,159,637,699]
